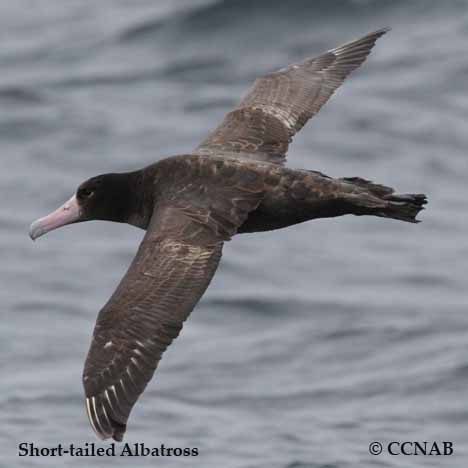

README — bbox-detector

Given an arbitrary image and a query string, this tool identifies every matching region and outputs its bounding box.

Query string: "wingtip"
[85,394,128,442]
[112,425,126,442]
[376,26,391,34]
[364,27,391,37]
[357,27,391,43]
[85,396,108,441]
[363,27,391,41]
[331,27,391,56]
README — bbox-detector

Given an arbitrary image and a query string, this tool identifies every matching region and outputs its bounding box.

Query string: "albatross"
[29,28,427,441]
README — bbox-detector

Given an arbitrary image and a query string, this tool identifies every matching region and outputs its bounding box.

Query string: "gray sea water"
[2,1,468,467]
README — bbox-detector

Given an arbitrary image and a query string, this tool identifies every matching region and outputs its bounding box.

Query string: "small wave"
[452,362,468,380]
[0,117,59,141]
[175,0,402,30]
[116,0,401,47]
[205,295,316,318]
[0,86,44,105]
[162,57,228,81]
[396,272,457,289]
[118,17,166,43]
[184,97,235,112]
[50,68,160,90]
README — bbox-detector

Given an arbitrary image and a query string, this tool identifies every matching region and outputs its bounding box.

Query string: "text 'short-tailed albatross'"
[30,29,427,441]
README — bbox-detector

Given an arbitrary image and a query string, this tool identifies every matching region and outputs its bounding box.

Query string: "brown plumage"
[196,28,389,164]
[29,29,427,441]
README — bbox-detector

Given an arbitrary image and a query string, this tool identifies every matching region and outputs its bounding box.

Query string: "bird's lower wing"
[83,229,223,441]
[82,163,265,441]
[195,28,389,164]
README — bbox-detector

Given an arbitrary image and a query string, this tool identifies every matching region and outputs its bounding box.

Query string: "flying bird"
[29,28,426,441]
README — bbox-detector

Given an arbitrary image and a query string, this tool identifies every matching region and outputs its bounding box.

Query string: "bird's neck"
[118,170,153,230]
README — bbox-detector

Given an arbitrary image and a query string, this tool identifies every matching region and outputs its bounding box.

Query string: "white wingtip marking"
[120,378,130,400]
[110,384,120,407]
[91,396,107,439]
[104,389,116,414]
[86,397,104,440]
[131,356,144,373]
[126,367,137,387]
[100,398,111,429]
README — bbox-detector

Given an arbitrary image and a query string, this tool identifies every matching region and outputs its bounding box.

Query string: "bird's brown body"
[29,29,427,441]
[129,154,426,235]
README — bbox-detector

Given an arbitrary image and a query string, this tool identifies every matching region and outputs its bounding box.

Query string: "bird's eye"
[79,188,94,199]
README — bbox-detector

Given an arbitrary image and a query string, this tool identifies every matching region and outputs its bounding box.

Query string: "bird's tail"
[376,193,427,223]
[341,177,427,223]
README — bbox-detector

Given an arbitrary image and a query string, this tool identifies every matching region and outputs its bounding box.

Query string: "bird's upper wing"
[195,28,389,164]
[82,159,264,441]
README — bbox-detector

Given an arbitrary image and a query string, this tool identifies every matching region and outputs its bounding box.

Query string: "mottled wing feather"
[195,28,389,164]
[83,159,265,441]
[83,226,222,442]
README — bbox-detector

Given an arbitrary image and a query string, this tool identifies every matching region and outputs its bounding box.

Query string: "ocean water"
[2,1,468,467]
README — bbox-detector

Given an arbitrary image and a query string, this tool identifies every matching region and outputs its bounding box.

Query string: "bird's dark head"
[29,172,143,240]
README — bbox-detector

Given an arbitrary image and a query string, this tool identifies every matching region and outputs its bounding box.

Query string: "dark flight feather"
[195,28,389,163]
